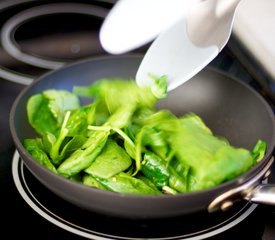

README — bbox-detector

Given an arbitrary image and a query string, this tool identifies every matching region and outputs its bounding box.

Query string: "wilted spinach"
[23,76,267,195]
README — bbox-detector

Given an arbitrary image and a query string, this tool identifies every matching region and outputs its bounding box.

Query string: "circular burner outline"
[12,150,258,240]
[0,0,37,85]
[0,0,111,85]
[1,3,108,70]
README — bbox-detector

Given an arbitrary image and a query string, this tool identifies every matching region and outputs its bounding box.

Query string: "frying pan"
[10,55,275,219]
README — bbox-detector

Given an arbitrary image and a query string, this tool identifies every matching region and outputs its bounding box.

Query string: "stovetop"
[1,1,275,239]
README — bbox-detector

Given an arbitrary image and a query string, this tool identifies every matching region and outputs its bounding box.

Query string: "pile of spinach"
[24,76,266,195]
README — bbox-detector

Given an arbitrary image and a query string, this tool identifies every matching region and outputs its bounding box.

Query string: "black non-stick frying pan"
[10,55,275,219]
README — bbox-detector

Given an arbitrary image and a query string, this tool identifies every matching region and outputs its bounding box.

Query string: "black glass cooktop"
[1,0,275,239]
[1,51,275,240]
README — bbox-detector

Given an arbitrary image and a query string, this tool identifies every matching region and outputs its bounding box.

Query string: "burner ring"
[0,0,38,85]
[12,149,259,240]
[0,67,34,85]
[1,3,108,70]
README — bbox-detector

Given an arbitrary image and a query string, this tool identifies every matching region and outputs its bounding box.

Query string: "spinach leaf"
[141,150,170,189]
[170,114,261,191]
[27,94,59,136]
[73,78,158,114]
[92,172,161,195]
[82,174,108,190]
[24,138,57,173]
[43,89,80,125]
[85,139,132,178]
[26,89,80,136]
[148,74,168,99]
[57,129,110,178]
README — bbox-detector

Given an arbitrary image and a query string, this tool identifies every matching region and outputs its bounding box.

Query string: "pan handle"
[246,184,275,205]
[208,156,274,212]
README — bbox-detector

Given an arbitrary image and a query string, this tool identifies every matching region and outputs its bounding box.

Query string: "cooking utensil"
[99,0,199,54]
[135,17,218,91]
[100,0,242,91]
[137,0,242,91]
[10,55,275,219]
